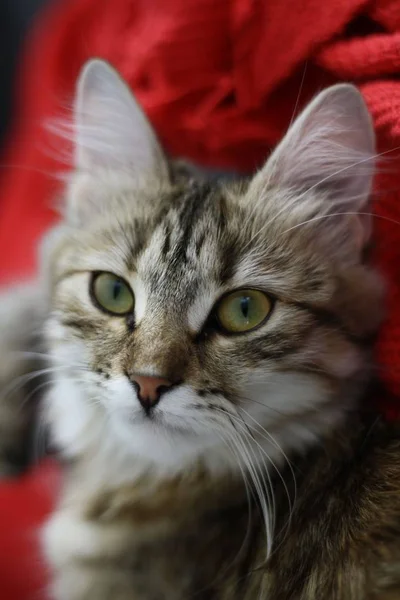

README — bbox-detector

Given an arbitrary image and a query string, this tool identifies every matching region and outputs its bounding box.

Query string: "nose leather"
[131,374,173,409]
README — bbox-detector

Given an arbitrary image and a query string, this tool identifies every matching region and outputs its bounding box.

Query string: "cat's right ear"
[67,59,169,224]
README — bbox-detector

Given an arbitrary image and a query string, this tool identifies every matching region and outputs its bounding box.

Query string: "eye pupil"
[240,297,250,319]
[113,281,121,300]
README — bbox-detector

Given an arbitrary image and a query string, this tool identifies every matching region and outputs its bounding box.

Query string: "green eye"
[91,272,134,315]
[216,289,272,333]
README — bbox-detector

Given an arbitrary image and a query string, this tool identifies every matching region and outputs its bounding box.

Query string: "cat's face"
[44,61,383,477]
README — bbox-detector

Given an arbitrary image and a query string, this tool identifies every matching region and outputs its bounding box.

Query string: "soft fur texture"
[0,60,400,599]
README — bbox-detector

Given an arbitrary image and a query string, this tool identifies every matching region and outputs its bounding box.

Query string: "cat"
[0,59,400,600]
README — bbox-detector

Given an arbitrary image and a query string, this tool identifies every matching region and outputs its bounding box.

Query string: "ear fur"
[247,85,376,253]
[66,59,169,225]
[75,59,169,179]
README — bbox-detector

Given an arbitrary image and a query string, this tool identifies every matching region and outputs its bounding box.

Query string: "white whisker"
[288,62,308,130]
[0,366,76,404]
[282,210,400,234]
[238,407,297,540]
[243,144,400,252]
[211,406,274,559]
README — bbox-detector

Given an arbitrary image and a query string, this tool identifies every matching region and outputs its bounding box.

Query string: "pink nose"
[131,375,173,409]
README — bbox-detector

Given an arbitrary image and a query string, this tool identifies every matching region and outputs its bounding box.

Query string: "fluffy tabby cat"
[0,59,399,600]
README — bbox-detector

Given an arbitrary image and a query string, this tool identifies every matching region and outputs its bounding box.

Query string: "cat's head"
[44,60,383,478]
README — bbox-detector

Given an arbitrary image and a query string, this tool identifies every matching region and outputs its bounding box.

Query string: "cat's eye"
[216,289,272,334]
[91,272,134,315]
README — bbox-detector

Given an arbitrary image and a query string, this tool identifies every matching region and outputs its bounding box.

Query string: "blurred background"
[0,0,50,150]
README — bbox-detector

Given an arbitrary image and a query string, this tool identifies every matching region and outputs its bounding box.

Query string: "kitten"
[1,59,400,600]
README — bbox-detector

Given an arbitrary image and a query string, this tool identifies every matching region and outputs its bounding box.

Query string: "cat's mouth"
[120,404,205,437]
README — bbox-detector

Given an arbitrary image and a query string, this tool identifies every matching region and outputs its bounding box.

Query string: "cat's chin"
[85,414,240,483]
[106,407,230,468]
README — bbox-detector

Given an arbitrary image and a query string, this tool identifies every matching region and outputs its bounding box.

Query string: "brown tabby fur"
[43,406,400,600]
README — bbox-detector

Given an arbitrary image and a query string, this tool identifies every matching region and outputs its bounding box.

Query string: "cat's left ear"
[247,84,376,252]
[74,59,169,181]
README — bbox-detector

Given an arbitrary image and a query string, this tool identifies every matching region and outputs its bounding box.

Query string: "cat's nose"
[130,374,173,410]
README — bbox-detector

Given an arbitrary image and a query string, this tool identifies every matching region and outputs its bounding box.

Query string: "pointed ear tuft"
[247,84,376,253]
[74,59,169,181]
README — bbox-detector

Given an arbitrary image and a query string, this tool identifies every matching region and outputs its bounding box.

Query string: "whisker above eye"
[281,210,400,235]
[243,143,400,253]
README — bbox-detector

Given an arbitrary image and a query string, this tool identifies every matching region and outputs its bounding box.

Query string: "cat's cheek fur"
[46,379,102,459]
[241,371,348,448]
